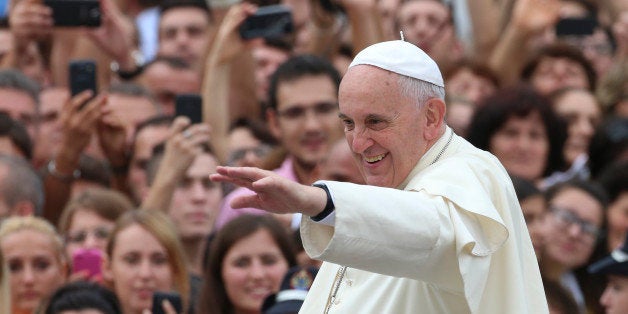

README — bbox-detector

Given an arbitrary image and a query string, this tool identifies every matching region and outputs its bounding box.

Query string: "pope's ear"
[424,98,446,139]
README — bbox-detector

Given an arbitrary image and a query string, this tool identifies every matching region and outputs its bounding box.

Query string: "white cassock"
[299,127,548,314]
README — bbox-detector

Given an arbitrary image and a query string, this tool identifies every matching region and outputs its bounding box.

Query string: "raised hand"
[9,0,53,43]
[210,166,327,217]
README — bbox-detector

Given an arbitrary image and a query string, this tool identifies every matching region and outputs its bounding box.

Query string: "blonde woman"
[0,216,68,314]
[103,210,189,314]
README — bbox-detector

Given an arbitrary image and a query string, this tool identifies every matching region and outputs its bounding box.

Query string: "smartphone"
[175,94,203,124]
[152,291,182,314]
[69,59,97,105]
[239,5,293,39]
[72,248,102,279]
[555,17,597,37]
[44,0,101,27]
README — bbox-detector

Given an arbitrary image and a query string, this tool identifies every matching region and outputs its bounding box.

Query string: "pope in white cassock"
[210,40,549,314]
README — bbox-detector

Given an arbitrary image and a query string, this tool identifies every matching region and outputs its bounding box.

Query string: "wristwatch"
[110,50,145,80]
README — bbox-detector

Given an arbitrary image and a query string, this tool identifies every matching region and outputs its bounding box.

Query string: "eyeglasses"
[549,206,599,239]
[276,102,338,121]
[65,227,111,244]
[228,145,272,163]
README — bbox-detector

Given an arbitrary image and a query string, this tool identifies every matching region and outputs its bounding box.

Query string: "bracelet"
[311,183,335,221]
[46,159,81,183]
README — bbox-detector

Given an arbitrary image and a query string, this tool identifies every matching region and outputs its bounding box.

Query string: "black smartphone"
[239,5,293,39]
[555,17,597,37]
[152,291,182,314]
[69,59,97,105]
[319,0,343,13]
[175,94,203,124]
[44,0,101,27]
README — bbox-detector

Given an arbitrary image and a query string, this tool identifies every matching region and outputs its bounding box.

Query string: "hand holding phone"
[239,5,293,39]
[175,94,203,125]
[152,291,182,314]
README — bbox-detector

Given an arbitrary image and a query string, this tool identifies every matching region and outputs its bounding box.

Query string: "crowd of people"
[0,0,626,313]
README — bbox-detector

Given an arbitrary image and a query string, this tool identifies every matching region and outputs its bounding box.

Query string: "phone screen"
[175,94,203,124]
[72,248,102,279]
[152,291,182,314]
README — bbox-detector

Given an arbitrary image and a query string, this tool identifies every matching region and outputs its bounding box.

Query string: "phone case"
[72,248,102,278]
[69,59,97,98]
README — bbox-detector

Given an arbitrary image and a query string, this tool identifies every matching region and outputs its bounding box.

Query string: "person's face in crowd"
[378,0,402,40]
[339,66,435,187]
[446,68,496,105]
[520,194,547,258]
[107,94,159,146]
[0,88,37,139]
[129,124,170,204]
[105,223,174,314]
[552,89,601,166]
[606,192,628,251]
[281,0,312,54]
[1,229,67,313]
[158,7,212,68]
[169,153,222,241]
[34,87,68,166]
[396,0,451,55]
[529,57,590,96]
[489,111,549,182]
[227,127,269,168]
[445,99,474,138]
[321,140,365,185]
[543,187,603,269]
[268,75,343,170]
[64,209,114,259]
[138,63,200,115]
[563,28,615,80]
[600,275,628,314]
[253,45,290,104]
[221,228,289,313]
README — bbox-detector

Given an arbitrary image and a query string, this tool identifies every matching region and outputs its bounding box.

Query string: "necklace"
[323,129,453,313]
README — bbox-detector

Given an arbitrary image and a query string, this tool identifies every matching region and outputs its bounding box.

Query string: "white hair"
[397,74,445,107]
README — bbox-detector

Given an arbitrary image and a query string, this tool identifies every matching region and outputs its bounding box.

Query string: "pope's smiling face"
[338,65,431,188]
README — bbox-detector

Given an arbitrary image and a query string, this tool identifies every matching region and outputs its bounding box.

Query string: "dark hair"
[596,161,628,203]
[510,175,541,202]
[543,278,579,314]
[467,84,567,177]
[77,154,112,188]
[45,281,121,314]
[144,56,193,71]
[0,113,32,159]
[199,214,297,314]
[521,43,597,91]
[544,179,609,209]
[588,117,628,178]
[160,0,212,21]
[130,114,174,160]
[267,54,341,110]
